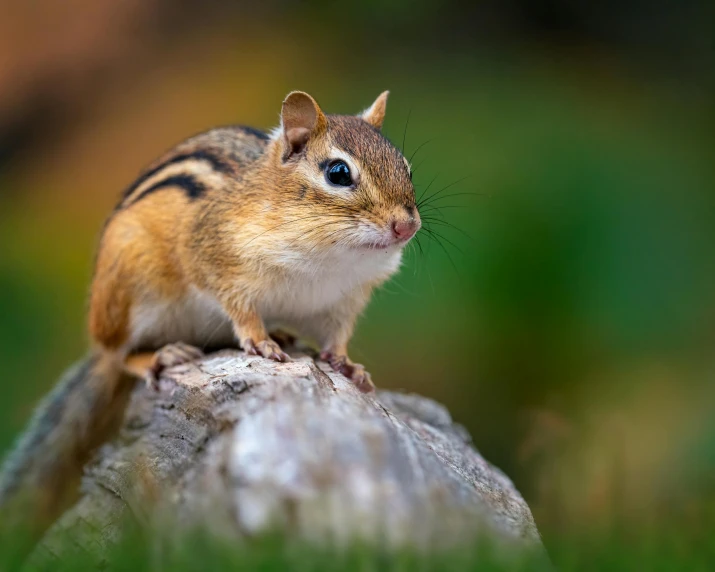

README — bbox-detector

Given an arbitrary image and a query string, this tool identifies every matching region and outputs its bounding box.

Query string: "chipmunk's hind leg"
[125,343,204,389]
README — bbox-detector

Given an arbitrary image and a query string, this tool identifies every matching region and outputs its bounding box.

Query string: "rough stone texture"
[34,350,543,564]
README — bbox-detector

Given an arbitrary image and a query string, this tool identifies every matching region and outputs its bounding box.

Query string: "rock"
[34,350,545,564]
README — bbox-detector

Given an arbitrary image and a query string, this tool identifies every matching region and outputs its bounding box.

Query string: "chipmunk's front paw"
[320,352,375,393]
[243,338,290,362]
[148,342,204,389]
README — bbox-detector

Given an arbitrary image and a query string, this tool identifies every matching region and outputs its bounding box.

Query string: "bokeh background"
[1,0,714,566]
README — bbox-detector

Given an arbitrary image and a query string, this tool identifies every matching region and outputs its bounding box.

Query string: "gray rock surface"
[35,350,544,563]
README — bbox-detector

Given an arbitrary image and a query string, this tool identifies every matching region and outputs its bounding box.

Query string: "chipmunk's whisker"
[409,139,434,164]
[243,213,350,248]
[420,216,474,241]
[401,108,412,155]
[416,173,440,205]
[419,225,461,277]
[411,158,428,175]
[416,176,471,209]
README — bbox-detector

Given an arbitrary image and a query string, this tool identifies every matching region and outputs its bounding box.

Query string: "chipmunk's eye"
[325,160,352,187]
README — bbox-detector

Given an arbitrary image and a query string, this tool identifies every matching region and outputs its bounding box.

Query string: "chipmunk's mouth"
[360,240,396,250]
[357,235,412,251]
[353,219,418,251]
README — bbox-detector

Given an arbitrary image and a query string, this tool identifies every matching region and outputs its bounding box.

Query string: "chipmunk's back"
[117,125,270,211]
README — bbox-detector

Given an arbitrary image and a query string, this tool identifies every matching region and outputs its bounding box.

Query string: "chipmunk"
[0,91,420,549]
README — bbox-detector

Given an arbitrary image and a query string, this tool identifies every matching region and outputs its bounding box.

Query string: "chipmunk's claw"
[244,338,290,362]
[320,351,375,393]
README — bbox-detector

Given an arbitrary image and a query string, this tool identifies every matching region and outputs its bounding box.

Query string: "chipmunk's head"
[272,90,420,254]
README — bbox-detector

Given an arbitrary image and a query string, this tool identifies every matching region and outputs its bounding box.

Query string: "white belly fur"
[130,287,234,350]
[129,248,402,350]
[259,248,402,321]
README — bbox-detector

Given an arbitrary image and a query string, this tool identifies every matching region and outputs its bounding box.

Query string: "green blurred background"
[1,0,714,565]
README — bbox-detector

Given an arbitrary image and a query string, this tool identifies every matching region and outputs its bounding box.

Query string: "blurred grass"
[5,524,715,572]
[0,18,714,567]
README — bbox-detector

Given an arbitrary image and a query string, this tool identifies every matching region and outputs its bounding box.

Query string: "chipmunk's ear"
[281,91,327,159]
[360,91,389,130]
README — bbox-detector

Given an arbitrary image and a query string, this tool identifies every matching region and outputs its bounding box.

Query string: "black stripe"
[131,174,206,204]
[121,150,232,201]
[234,125,269,140]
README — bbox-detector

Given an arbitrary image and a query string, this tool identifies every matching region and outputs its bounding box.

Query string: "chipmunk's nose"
[391,212,420,242]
